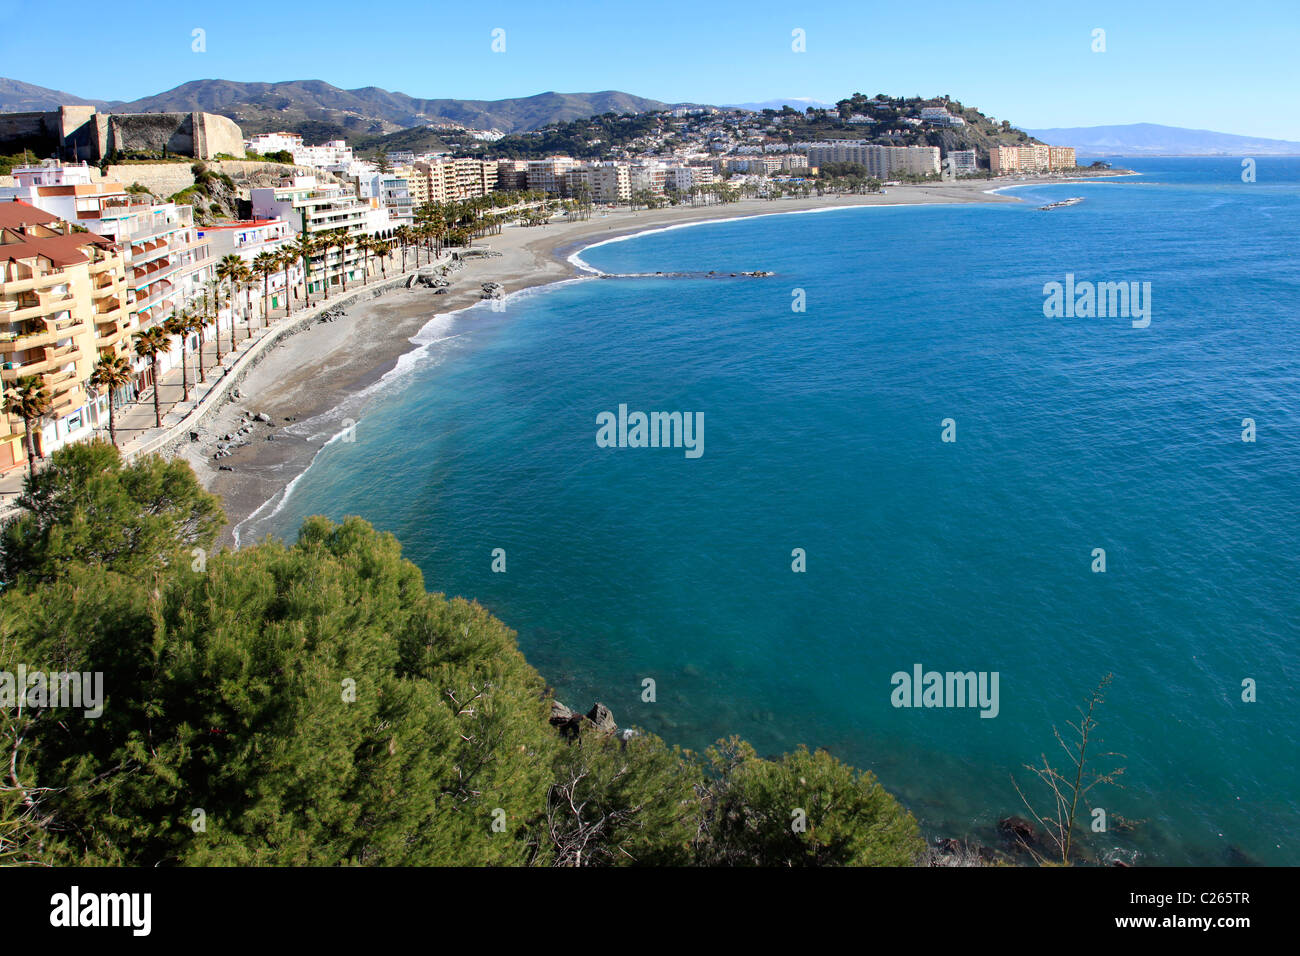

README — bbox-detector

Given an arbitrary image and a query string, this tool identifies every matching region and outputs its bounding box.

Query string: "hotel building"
[804,143,942,177]
[566,163,631,204]
[405,158,500,205]
[989,144,1077,174]
[0,202,131,471]
[251,175,374,295]
[1,161,215,389]
[526,157,579,196]
[195,218,302,316]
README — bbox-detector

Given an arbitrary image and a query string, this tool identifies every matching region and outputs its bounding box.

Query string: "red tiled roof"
[0,227,116,268]
[0,199,60,230]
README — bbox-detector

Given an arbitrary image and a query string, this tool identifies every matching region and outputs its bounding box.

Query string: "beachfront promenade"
[0,246,433,511]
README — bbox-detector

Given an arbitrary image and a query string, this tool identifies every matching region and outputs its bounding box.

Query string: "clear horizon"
[1,0,1297,140]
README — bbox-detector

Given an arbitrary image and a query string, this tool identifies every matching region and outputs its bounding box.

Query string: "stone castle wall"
[0,108,245,161]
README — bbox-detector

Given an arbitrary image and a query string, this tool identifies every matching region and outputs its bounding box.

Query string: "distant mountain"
[0,78,672,138]
[0,77,112,112]
[1022,123,1300,156]
[727,98,835,112]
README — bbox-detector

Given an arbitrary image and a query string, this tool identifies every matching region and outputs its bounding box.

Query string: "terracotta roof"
[0,223,116,268]
[0,200,59,230]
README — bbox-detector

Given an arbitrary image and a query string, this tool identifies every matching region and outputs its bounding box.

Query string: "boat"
[1039,197,1085,210]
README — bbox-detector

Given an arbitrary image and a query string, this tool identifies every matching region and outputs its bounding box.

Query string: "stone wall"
[0,110,61,153]
[104,162,197,199]
[0,108,245,161]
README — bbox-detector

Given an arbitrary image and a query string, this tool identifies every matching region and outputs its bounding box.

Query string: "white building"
[195,218,302,316]
[920,107,966,128]
[245,132,354,169]
[356,171,414,229]
[805,143,941,177]
[251,176,377,295]
[947,150,978,176]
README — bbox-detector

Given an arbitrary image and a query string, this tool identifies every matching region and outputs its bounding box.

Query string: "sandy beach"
[177,176,1099,546]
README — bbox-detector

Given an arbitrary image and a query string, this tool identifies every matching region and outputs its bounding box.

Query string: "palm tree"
[290,234,315,309]
[2,376,52,481]
[395,226,412,272]
[202,277,225,370]
[88,352,133,446]
[361,236,377,284]
[375,240,390,279]
[278,248,295,317]
[253,251,279,327]
[215,253,245,349]
[232,260,253,349]
[133,326,171,428]
[162,310,193,402]
[331,229,351,293]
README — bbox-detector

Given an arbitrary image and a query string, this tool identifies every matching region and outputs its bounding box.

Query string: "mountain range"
[4,78,1296,156]
[0,78,673,137]
[1022,123,1300,156]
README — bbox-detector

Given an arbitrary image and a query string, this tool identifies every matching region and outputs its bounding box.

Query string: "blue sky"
[2,0,1297,139]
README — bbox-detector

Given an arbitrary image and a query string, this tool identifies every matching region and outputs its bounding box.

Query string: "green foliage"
[0,439,223,588]
[544,732,702,866]
[698,737,924,866]
[0,443,925,867]
[2,512,562,865]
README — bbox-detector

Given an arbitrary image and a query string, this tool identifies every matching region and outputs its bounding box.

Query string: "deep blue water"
[247,158,1300,865]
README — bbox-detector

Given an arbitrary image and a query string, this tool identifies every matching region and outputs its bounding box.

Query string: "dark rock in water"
[549,700,582,739]
[218,465,234,472]
[189,431,200,442]
[998,816,1038,845]
[549,701,573,723]
[585,703,617,734]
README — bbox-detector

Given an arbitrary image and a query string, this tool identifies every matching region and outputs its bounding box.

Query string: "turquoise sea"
[246,158,1300,865]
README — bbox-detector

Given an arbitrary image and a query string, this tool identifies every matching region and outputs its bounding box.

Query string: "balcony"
[1,349,78,378]
[131,260,181,290]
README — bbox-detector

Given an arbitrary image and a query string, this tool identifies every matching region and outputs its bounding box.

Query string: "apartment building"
[947,149,979,176]
[195,218,302,315]
[496,160,530,191]
[566,163,631,204]
[662,166,702,194]
[526,157,579,196]
[356,170,415,228]
[1,161,214,356]
[406,158,500,205]
[804,143,941,177]
[245,131,304,156]
[627,164,668,196]
[989,144,1077,174]
[244,132,354,169]
[251,175,372,295]
[1049,146,1077,170]
[0,202,130,471]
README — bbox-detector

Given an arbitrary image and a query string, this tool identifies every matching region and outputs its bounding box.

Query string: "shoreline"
[182,174,1119,546]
